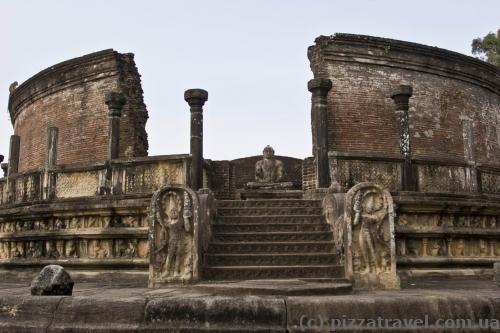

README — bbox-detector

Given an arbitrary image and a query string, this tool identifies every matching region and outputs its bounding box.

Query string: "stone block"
[144,295,286,332]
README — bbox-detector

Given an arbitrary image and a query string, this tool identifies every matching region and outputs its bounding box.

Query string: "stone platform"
[1,273,499,332]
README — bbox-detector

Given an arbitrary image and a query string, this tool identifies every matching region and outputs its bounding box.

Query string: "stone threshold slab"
[0,277,499,332]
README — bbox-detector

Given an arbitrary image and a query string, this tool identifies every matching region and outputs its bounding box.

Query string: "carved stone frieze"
[0,214,146,233]
[345,182,399,289]
[396,212,500,261]
[0,238,149,260]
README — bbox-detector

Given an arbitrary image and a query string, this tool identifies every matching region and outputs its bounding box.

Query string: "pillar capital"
[390,85,413,110]
[105,92,126,117]
[184,89,208,108]
[307,78,332,95]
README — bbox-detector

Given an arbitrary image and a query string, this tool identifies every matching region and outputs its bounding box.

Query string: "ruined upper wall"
[8,49,149,173]
[308,33,500,167]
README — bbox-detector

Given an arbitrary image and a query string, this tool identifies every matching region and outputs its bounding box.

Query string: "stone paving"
[0,274,499,332]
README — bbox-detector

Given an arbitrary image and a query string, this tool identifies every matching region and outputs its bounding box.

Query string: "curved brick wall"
[8,49,149,173]
[308,34,500,167]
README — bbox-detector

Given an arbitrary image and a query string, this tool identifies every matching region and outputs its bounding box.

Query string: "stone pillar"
[308,78,333,189]
[391,85,416,191]
[46,127,59,168]
[184,89,208,191]
[7,135,20,176]
[105,92,126,160]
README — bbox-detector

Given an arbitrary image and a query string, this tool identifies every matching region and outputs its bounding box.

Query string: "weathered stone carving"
[246,146,293,190]
[345,182,399,289]
[27,241,42,258]
[0,242,11,259]
[46,240,60,259]
[66,239,78,258]
[116,239,138,258]
[322,192,345,264]
[149,184,200,286]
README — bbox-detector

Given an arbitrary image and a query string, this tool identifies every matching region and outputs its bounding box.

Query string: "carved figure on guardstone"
[345,182,399,289]
[352,190,384,274]
[149,184,200,287]
[157,192,192,278]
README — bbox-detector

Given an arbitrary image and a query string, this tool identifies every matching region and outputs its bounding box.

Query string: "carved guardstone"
[148,184,200,287]
[344,182,399,289]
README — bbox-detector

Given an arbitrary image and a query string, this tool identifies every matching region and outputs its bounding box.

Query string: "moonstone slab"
[30,265,74,296]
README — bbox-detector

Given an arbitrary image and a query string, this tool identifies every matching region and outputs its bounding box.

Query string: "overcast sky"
[1,0,499,163]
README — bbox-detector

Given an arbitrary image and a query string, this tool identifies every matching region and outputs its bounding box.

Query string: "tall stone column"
[391,85,415,191]
[184,89,208,191]
[308,78,333,189]
[105,92,126,160]
[7,135,20,176]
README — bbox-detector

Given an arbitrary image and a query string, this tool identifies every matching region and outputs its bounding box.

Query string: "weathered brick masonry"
[8,49,148,173]
[308,34,500,167]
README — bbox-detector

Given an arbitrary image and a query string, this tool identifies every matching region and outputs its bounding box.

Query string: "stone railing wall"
[327,151,500,196]
[0,155,191,270]
[0,155,190,207]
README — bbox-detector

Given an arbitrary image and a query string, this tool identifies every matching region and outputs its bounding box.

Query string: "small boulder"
[30,265,74,296]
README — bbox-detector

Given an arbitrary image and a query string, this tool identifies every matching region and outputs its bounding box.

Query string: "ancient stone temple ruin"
[1,34,499,293]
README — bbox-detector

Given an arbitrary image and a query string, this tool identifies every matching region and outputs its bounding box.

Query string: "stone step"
[208,241,335,254]
[203,265,344,280]
[205,253,337,266]
[216,199,321,208]
[240,190,304,200]
[217,207,323,217]
[216,215,323,224]
[213,223,330,233]
[213,231,333,242]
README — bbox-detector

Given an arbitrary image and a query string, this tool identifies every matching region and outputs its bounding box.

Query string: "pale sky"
[1,0,499,162]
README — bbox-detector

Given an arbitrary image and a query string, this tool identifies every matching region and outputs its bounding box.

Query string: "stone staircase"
[203,198,344,281]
